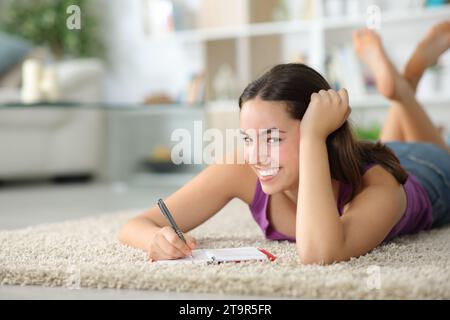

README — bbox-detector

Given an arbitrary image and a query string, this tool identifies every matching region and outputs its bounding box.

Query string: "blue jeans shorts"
[385,142,450,228]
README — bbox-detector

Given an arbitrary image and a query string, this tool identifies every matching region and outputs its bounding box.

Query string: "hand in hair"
[300,88,351,140]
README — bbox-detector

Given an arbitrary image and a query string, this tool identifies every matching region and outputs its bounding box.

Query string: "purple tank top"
[248,163,433,243]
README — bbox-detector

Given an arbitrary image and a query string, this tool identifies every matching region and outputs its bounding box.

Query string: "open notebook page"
[154,247,272,264]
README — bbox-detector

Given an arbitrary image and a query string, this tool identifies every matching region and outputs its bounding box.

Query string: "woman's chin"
[260,177,284,194]
[260,185,274,194]
[260,176,297,195]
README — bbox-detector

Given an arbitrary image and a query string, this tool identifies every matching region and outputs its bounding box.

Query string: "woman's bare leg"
[353,28,448,150]
[378,27,449,142]
[404,21,450,92]
[353,29,404,141]
[378,104,405,142]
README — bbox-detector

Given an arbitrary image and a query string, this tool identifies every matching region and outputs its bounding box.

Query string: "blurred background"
[0,0,450,229]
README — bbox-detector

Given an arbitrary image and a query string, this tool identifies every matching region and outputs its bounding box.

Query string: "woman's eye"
[267,137,281,144]
[242,137,252,143]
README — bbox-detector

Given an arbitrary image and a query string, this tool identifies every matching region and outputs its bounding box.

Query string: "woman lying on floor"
[118,22,450,265]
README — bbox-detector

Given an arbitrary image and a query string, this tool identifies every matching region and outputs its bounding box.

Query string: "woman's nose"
[247,142,270,165]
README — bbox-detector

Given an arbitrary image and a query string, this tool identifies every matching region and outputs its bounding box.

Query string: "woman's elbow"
[117,221,131,245]
[297,248,344,266]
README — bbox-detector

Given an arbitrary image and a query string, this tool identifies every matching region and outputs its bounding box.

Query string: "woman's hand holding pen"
[146,226,196,262]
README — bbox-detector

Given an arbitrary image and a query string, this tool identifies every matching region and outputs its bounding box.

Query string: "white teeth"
[258,167,280,177]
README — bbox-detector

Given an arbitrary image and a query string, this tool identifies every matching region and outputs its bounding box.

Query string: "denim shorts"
[385,142,450,228]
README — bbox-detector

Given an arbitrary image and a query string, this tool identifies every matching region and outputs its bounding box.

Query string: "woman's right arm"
[117,163,255,260]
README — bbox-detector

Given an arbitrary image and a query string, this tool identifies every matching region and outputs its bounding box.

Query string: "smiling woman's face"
[240,96,301,195]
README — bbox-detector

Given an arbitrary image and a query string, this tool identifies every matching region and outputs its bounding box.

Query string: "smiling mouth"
[255,167,281,178]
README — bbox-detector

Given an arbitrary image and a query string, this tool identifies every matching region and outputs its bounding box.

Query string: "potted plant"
[0,0,103,59]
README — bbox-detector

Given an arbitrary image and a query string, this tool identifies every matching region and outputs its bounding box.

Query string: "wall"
[99,0,201,104]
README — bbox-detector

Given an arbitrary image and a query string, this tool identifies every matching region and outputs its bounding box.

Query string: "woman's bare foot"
[353,28,404,100]
[404,21,450,91]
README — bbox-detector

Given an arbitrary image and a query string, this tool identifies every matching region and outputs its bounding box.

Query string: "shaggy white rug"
[1,199,449,299]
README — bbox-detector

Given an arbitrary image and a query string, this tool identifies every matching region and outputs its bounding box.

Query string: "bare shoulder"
[347,163,407,219]
[361,164,402,188]
[338,163,408,260]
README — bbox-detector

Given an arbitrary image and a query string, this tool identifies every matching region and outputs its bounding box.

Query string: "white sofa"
[0,58,105,180]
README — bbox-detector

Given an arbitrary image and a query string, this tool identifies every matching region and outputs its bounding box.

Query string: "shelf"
[0,102,205,114]
[323,4,450,30]
[151,20,313,43]
[205,100,240,112]
[104,104,205,115]
[351,94,450,109]
[148,5,450,42]
[203,95,450,111]
[416,95,450,107]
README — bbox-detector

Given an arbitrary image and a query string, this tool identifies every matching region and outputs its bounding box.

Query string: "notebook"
[154,247,276,265]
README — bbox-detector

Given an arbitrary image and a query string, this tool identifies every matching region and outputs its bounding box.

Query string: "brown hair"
[238,63,408,200]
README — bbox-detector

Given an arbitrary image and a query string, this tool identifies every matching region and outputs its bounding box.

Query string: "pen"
[157,198,193,258]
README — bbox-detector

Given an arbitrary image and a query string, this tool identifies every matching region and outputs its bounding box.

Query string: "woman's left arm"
[297,89,405,265]
[297,132,344,264]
